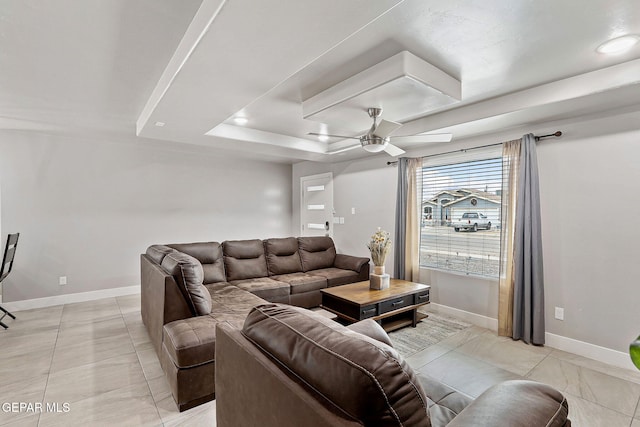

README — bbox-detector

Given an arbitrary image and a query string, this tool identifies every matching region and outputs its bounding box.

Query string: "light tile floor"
[409,324,640,427]
[0,295,639,426]
[0,295,213,426]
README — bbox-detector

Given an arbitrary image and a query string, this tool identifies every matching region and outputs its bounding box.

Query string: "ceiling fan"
[309,108,452,156]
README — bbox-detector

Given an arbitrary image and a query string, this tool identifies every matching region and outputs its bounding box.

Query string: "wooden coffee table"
[320,279,430,332]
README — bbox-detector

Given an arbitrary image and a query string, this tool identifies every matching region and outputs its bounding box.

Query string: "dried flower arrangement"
[367,227,391,267]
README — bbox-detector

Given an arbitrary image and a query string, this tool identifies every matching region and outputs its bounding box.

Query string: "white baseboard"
[426,303,499,331]
[545,332,636,371]
[427,303,637,372]
[1,286,140,312]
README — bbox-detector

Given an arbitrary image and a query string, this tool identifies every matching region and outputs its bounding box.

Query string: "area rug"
[388,310,471,357]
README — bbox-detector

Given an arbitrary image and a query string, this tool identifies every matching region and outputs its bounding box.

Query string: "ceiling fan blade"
[326,144,360,155]
[373,119,402,138]
[393,133,453,144]
[307,132,360,140]
[383,143,405,157]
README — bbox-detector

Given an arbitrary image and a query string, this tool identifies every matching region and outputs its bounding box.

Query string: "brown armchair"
[216,304,570,427]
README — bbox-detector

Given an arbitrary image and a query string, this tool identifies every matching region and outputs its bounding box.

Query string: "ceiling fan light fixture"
[596,34,639,54]
[361,144,387,153]
[361,136,388,153]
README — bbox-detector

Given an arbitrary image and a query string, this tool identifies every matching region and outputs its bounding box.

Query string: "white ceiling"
[3,0,640,163]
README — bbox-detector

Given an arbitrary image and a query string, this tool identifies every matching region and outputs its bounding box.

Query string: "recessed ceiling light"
[318,134,329,142]
[233,116,248,125]
[155,121,165,127]
[596,35,639,54]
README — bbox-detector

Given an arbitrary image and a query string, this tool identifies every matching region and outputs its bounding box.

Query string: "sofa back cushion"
[146,244,174,265]
[242,304,430,427]
[297,237,336,272]
[168,242,226,284]
[159,249,212,316]
[223,239,269,281]
[264,237,303,275]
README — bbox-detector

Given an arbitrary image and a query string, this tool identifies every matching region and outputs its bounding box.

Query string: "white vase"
[370,265,390,290]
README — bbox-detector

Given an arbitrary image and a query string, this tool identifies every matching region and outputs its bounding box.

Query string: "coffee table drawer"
[360,305,378,319]
[322,293,379,321]
[339,303,377,320]
[414,290,430,305]
[379,296,412,314]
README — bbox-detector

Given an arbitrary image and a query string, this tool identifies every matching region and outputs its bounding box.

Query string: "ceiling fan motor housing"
[360,135,389,152]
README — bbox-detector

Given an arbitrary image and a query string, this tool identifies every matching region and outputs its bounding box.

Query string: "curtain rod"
[386,131,562,166]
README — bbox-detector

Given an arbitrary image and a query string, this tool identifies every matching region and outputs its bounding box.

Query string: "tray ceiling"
[2,1,640,163]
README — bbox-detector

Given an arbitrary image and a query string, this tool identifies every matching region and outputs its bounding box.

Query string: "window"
[423,206,432,220]
[419,148,503,278]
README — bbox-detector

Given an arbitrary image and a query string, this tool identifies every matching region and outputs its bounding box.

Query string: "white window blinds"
[419,147,503,278]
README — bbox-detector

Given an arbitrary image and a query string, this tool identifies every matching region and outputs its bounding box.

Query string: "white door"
[300,172,333,237]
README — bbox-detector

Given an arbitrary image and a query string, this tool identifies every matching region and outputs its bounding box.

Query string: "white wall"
[537,121,640,352]
[0,130,292,301]
[293,109,640,355]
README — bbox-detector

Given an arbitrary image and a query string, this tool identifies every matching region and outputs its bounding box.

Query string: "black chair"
[0,233,19,329]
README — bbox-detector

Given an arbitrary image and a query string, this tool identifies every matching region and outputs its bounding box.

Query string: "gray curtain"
[512,133,545,344]
[394,158,408,280]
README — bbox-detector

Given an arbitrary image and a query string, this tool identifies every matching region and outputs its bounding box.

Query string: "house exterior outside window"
[419,150,503,278]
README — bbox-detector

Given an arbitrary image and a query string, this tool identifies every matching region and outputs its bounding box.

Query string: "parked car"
[452,212,491,232]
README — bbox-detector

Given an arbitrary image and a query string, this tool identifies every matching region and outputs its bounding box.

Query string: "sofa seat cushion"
[163,283,269,369]
[418,374,473,427]
[242,304,430,427]
[271,272,327,294]
[307,267,360,287]
[230,278,290,301]
[206,282,268,315]
[445,380,569,427]
[207,310,251,330]
[163,316,219,369]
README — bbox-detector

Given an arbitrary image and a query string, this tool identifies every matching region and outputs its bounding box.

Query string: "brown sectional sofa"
[140,236,369,411]
[216,304,571,427]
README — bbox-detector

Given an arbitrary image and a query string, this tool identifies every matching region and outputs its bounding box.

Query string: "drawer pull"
[362,308,376,316]
[391,300,404,307]
[417,294,429,301]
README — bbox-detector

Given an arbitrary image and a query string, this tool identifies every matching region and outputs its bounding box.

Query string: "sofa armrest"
[347,319,394,347]
[334,254,369,273]
[446,380,570,427]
